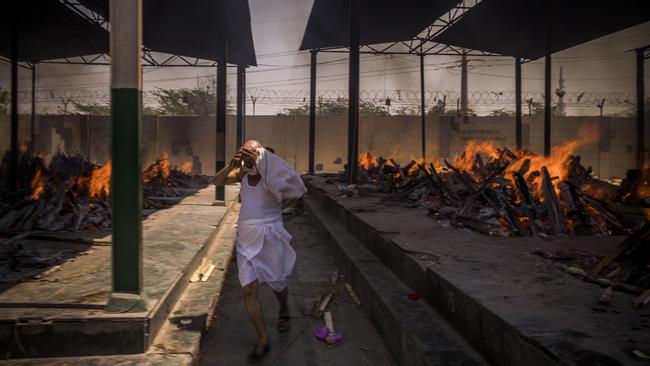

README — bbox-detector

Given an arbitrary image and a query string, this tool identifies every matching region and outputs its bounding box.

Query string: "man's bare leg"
[273,286,290,332]
[242,281,269,350]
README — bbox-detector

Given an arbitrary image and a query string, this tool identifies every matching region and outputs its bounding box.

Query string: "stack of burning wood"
[0,151,210,232]
[355,140,644,238]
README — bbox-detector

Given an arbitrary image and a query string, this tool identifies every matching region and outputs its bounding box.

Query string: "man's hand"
[229,149,244,169]
[240,147,257,168]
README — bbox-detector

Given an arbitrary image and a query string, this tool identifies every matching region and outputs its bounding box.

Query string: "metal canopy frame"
[314,0,501,57]
[305,0,504,182]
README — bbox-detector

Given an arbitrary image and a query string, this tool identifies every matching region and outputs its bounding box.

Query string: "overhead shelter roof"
[300,0,460,50]
[0,0,109,62]
[79,0,257,66]
[432,0,650,60]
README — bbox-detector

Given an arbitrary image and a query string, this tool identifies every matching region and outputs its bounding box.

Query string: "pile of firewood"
[354,147,643,238]
[0,151,210,232]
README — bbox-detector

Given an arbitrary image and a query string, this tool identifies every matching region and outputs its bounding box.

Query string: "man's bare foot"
[248,338,270,359]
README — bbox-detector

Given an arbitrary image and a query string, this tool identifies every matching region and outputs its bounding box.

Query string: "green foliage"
[278,98,389,117]
[72,101,111,115]
[151,85,217,116]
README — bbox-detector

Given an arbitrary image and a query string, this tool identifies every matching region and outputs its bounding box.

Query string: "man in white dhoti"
[214,140,306,359]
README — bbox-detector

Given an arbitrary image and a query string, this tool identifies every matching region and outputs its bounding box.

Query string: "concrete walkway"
[198,210,395,366]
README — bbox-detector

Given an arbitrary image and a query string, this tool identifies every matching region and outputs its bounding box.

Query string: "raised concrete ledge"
[303,194,487,366]
[304,177,650,366]
[0,186,237,359]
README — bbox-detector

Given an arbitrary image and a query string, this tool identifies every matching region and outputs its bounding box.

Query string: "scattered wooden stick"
[344,282,361,307]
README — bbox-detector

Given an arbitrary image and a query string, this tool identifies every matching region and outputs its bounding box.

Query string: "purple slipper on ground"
[315,326,343,344]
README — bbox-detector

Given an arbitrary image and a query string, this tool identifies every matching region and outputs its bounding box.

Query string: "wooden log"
[429,164,462,204]
[541,166,568,236]
[455,215,510,236]
[557,181,591,236]
[593,222,650,275]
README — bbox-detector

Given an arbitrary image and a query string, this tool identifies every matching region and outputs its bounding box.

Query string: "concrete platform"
[304,176,650,366]
[0,185,238,359]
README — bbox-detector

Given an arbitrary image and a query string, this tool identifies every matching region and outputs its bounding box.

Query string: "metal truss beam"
[317,0,502,57]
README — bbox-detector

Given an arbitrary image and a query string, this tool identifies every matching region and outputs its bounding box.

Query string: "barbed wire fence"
[12,87,646,116]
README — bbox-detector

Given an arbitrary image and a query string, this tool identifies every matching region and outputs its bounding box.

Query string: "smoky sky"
[0,0,649,116]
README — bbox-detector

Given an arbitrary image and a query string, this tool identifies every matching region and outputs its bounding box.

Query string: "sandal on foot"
[278,315,291,332]
[247,342,270,360]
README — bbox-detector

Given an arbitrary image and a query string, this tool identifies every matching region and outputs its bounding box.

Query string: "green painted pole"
[215,0,228,203]
[106,0,146,313]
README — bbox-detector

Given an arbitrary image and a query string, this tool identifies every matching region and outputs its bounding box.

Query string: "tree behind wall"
[278,98,388,117]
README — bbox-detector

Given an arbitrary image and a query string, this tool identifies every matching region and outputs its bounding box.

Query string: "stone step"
[303,195,489,366]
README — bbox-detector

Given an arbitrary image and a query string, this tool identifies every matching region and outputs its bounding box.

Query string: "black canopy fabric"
[300,0,460,50]
[432,0,650,60]
[79,0,257,66]
[0,0,109,62]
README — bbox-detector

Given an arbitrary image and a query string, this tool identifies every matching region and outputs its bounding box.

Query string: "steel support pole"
[242,69,246,142]
[543,5,551,157]
[346,0,360,185]
[637,49,646,169]
[31,64,36,152]
[544,53,551,156]
[236,65,245,148]
[420,53,426,161]
[215,0,228,202]
[308,50,317,174]
[9,15,18,191]
[515,57,522,150]
[106,0,146,313]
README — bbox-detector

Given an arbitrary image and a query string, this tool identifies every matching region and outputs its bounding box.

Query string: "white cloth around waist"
[236,215,296,291]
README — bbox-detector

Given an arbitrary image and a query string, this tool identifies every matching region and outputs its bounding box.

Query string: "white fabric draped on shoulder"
[255,148,306,202]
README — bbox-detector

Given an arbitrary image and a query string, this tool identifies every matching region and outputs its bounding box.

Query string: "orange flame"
[89,161,111,198]
[30,167,45,200]
[358,151,378,170]
[507,123,600,194]
[161,152,170,178]
[455,140,501,172]
[179,161,193,174]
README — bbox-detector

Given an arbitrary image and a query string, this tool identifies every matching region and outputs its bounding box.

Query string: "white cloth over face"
[236,173,297,292]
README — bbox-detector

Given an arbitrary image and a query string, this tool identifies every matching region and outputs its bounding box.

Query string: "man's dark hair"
[265,146,275,154]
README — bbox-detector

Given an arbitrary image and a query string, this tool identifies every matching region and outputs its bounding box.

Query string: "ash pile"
[0,151,211,232]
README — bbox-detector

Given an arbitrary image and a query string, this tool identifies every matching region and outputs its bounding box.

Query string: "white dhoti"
[236,215,296,292]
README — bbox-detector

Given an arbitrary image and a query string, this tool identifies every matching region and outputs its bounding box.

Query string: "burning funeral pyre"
[0,150,211,232]
[351,127,648,239]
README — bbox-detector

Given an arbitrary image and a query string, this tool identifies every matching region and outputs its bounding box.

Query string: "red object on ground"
[407,292,421,301]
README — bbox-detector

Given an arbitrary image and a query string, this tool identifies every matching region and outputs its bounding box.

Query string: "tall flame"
[89,161,112,198]
[30,167,45,200]
[507,123,600,192]
[358,151,378,170]
[161,152,170,177]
